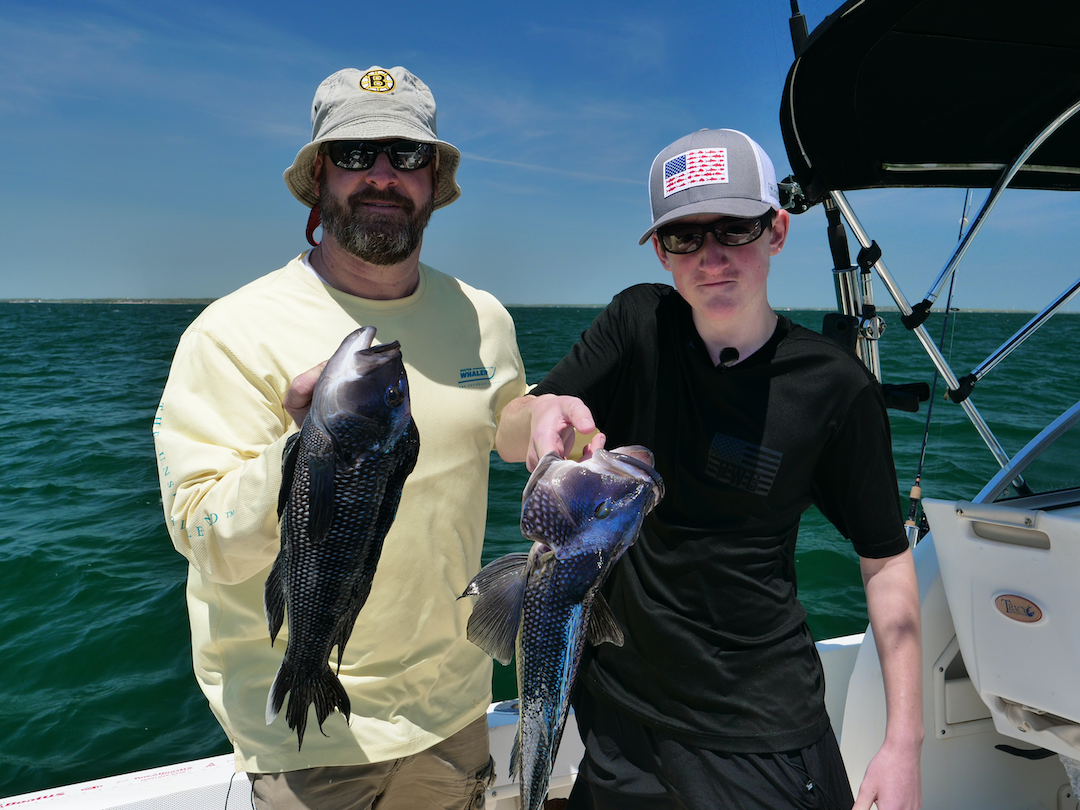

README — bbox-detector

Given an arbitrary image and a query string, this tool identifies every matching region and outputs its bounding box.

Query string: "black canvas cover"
[780,0,1080,205]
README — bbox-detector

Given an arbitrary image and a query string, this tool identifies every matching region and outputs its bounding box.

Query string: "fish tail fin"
[264,558,286,645]
[311,666,351,731]
[265,661,350,751]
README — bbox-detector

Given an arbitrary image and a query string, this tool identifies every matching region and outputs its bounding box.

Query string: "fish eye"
[385,386,404,407]
[594,500,613,519]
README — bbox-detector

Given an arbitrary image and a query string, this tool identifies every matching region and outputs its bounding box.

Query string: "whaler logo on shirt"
[459,366,496,388]
[705,433,782,496]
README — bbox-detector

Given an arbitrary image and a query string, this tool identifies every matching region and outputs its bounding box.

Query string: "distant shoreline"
[2,298,217,305]
[0,299,1065,314]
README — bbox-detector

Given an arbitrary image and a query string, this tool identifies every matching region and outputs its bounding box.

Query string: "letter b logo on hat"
[359,69,395,93]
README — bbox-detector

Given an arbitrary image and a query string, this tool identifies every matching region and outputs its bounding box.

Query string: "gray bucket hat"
[640,128,780,244]
[284,66,462,211]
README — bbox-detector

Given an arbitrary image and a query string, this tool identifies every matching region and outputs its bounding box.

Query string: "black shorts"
[565,689,855,810]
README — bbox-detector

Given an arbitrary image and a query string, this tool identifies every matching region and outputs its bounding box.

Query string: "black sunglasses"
[323,140,435,172]
[657,214,772,254]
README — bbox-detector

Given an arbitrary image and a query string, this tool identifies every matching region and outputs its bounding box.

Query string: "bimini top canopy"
[780,0,1080,205]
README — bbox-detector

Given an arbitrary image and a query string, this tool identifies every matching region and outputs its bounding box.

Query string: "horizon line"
[1,298,1066,315]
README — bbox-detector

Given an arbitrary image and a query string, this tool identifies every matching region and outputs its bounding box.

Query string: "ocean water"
[1,301,1077,798]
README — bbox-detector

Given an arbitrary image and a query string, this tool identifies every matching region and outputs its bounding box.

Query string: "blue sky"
[2,0,1077,310]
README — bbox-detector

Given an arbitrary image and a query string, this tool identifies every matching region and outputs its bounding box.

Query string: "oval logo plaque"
[995,594,1043,623]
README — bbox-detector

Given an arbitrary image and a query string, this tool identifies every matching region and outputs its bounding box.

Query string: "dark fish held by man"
[264,326,420,749]
[462,446,664,810]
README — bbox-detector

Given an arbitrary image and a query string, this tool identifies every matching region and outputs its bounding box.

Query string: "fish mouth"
[317,328,404,387]
[324,326,403,370]
[338,325,377,356]
[361,341,403,357]
[310,327,408,439]
[591,447,666,505]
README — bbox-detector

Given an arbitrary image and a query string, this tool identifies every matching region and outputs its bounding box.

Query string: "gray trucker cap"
[640,128,780,244]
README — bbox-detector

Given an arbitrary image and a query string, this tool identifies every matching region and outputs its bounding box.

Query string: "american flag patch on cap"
[663,148,728,197]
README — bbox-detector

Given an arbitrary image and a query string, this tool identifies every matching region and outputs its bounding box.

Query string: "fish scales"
[463,447,664,810]
[516,548,595,801]
[278,432,408,650]
[264,327,419,750]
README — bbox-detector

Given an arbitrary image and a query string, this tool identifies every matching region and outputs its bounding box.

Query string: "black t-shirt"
[532,284,908,752]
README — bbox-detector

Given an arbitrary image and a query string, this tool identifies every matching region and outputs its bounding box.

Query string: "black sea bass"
[463,447,664,810]
[265,326,420,749]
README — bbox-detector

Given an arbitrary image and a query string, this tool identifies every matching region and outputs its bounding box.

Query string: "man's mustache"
[347,189,415,215]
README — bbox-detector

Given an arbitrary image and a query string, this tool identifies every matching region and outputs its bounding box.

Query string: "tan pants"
[248,715,495,810]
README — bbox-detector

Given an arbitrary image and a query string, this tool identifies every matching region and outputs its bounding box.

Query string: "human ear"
[769,209,790,256]
[312,153,325,197]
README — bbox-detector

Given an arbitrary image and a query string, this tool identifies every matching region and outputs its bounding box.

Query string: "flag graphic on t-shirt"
[663,148,728,197]
[705,432,782,495]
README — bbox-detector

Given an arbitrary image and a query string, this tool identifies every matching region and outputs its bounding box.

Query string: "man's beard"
[318,180,434,266]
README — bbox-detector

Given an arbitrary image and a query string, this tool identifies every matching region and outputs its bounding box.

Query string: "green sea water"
[1,301,1077,797]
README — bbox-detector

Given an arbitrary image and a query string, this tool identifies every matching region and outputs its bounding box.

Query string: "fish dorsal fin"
[587,593,624,648]
[277,432,301,519]
[460,552,530,666]
[304,422,336,543]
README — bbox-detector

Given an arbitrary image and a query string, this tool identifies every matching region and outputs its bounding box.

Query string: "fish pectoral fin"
[587,593,625,647]
[277,433,302,519]
[307,446,336,543]
[461,552,530,666]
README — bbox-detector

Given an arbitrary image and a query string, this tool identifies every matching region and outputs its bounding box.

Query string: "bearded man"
[153,66,526,810]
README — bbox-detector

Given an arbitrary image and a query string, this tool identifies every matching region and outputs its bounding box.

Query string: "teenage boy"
[495,129,922,810]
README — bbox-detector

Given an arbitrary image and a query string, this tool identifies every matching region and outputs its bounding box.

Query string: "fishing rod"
[905,191,970,545]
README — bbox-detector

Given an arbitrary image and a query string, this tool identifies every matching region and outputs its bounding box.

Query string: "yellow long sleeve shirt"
[153,256,526,773]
